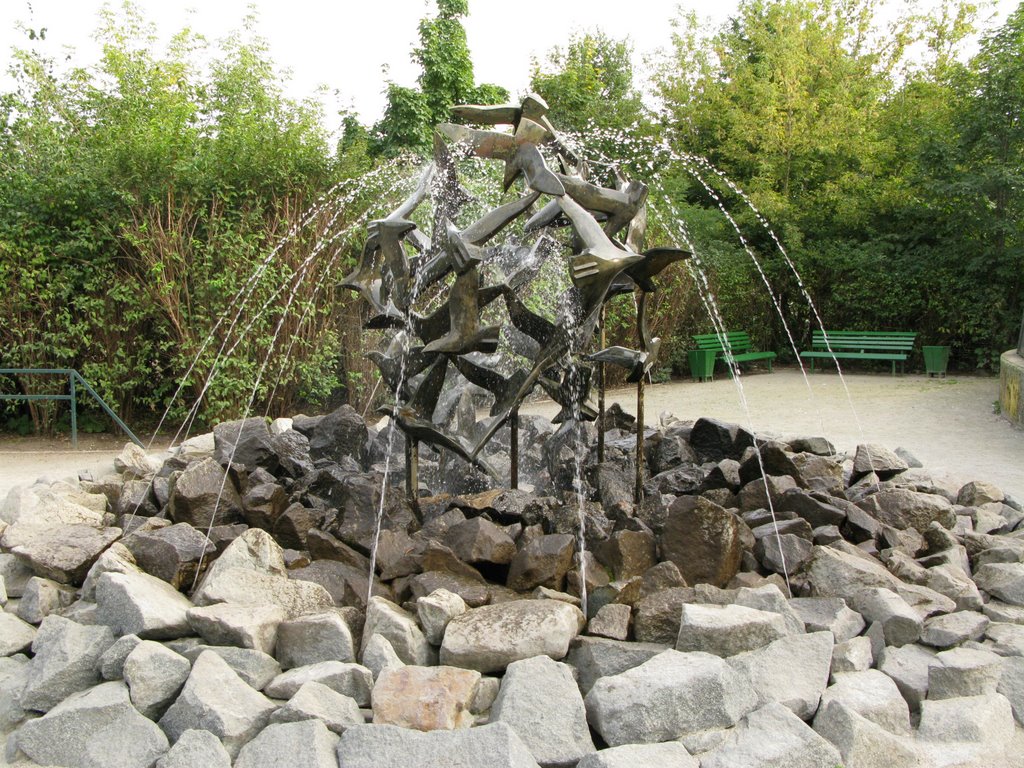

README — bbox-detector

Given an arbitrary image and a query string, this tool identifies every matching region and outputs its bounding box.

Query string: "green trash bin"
[922,345,950,377]
[688,349,716,382]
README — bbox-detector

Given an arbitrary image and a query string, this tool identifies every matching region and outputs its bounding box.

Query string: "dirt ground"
[0,368,1021,501]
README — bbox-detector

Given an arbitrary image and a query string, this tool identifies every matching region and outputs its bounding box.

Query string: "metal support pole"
[635,376,645,504]
[597,306,606,464]
[69,372,77,449]
[510,408,519,490]
[406,438,419,504]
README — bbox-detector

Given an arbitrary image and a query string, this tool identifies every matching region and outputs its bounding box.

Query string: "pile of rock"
[2,406,1024,767]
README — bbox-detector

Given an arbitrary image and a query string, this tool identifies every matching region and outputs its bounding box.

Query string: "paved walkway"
[522,369,1024,501]
[1,369,1021,501]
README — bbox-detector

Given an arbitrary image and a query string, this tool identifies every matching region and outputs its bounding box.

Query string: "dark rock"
[633,586,696,643]
[750,517,813,541]
[408,571,490,607]
[659,496,743,588]
[445,517,517,566]
[589,463,636,513]
[738,442,800,486]
[291,414,323,438]
[168,457,244,529]
[507,534,576,592]
[242,482,288,530]
[644,464,705,496]
[702,459,743,493]
[856,489,956,533]
[307,405,369,468]
[790,453,845,494]
[775,488,847,527]
[595,529,657,581]
[648,435,698,475]
[306,529,371,571]
[289,560,389,609]
[639,561,687,597]
[272,429,315,478]
[214,417,278,473]
[689,417,754,462]
[787,436,835,456]
[737,475,798,512]
[122,522,213,590]
[115,479,159,518]
[852,444,908,482]
[274,503,323,550]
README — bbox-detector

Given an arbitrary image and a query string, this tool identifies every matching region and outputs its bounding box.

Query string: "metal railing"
[0,368,143,448]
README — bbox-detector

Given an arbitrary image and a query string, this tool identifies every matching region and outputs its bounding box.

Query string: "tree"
[530,31,647,137]
[372,0,507,154]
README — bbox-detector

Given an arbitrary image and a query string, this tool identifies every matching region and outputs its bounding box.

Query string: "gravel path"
[1,368,1021,501]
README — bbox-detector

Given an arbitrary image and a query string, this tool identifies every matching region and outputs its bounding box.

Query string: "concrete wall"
[1001,349,1024,428]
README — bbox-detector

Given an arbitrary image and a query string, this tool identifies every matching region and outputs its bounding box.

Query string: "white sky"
[0,0,1018,129]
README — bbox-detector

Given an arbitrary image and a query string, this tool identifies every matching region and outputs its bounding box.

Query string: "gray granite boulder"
[334,722,540,768]
[264,661,373,705]
[440,599,584,673]
[676,603,791,657]
[575,742,698,768]
[361,596,435,666]
[17,681,168,768]
[122,640,190,719]
[727,631,833,719]
[812,699,918,768]
[155,728,231,768]
[17,575,76,623]
[700,702,842,768]
[186,603,286,655]
[878,644,937,711]
[927,646,1003,699]
[276,610,356,668]
[95,569,193,640]
[815,669,911,735]
[192,566,334,619]
[788,596,865,642]
[850,588,922,647]
[158,650,277,758]
[920,610,989,648]
[0,612,36,656]
[584,649,756,746]
[268,680,365,734]
[234,719,339,768]
[917,693,1015,744]
[973,562,1024,606]
[21,614,115,712]
[565,637,669,695]
[178,644,281,690]
[98,635,143,681]
[491,655,595,767]
[417,588,468,645]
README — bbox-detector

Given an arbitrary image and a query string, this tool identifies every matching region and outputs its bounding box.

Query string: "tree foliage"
[372,0,507,154]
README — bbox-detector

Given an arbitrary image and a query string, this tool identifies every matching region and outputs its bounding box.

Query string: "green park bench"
[799,330,917,375]
[690,331,777,380]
